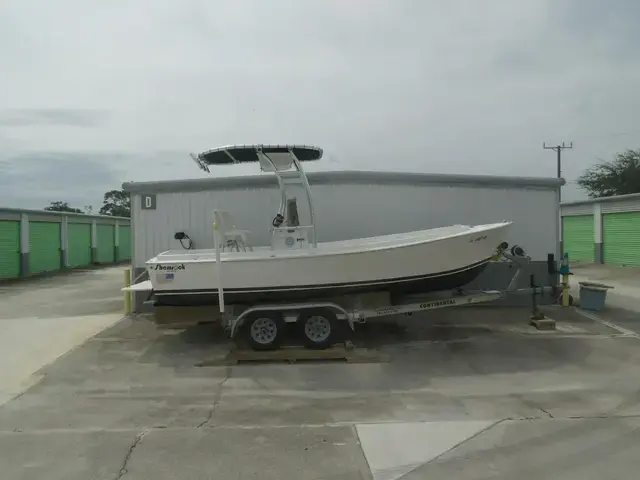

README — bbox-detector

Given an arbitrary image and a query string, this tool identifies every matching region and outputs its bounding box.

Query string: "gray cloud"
[0,109,107,127]
[1,0,640,206]
[0,152,125,210]
[0,149,229,210]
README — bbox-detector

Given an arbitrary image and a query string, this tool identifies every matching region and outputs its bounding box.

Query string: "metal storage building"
[0,207,130,280]
[123,171,563,311]
[561,193,640,266]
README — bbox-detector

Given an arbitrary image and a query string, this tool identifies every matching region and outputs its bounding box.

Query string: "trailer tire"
[298,308,339,350]
[244,312,285,351]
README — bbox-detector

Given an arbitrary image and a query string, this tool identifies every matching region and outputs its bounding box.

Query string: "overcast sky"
[1,0,639,210]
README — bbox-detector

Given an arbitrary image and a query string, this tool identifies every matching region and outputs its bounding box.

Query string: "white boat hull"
[145,221,512,306]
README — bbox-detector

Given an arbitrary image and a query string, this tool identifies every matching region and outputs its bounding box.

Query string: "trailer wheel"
[298,308,338,350]
[245,312,284,351]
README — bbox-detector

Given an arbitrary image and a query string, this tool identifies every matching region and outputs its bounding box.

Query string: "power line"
[543,142,573,202]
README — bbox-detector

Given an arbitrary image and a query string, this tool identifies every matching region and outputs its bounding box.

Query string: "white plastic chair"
[213,210,253,252]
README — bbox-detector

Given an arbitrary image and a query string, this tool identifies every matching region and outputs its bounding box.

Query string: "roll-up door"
[603,212,640,266]
[562,215,594,262]
[96,224,115,263]
[29,221,61,274]
[0,220,20,279]
[67,223,92,267]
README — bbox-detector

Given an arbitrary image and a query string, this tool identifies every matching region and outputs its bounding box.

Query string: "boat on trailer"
[140,144,512,306]
[126,143,518,350]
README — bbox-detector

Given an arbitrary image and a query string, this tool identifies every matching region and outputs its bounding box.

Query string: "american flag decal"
[156,273,175,284]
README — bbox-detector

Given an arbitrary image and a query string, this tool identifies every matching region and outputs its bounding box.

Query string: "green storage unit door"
[118,225,131,261]
[0,220,21,279]
[96,224,115,263]
[562,215,594,262]
[29,221,61,274]
[603,212,640,266]
[67,223,92,267]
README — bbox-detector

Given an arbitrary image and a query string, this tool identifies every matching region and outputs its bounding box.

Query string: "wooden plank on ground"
[198,343,387,366]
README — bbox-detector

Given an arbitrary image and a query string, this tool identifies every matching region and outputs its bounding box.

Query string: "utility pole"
[543,142,573,202]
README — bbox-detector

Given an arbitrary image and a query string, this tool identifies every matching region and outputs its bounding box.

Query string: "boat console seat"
[213,210,253,252]
[285,197,300,227]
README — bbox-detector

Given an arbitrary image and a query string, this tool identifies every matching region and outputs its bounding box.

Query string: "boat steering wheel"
[272,213,284,228]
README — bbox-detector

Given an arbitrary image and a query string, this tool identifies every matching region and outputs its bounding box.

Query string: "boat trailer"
[126,245,555,351]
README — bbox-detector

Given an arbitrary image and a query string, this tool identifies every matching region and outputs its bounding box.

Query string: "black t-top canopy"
[198,144,322,164]
[190,144,323,173]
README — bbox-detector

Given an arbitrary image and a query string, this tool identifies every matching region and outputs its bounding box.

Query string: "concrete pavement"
[569,263,640,340]
[401,417,640,479]
[3,302,640,479]
[570,263,640,312]
[0,267,126,405]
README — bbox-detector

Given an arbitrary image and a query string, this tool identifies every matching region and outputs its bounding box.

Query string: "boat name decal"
[469,235,488,243]
[420,299,457,309]
[154,264,186,271]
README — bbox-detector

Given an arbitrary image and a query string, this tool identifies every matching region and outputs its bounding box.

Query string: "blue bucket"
[579,282,614,311]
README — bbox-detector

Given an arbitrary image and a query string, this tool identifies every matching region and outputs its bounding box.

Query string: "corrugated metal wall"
[560,203,593,216]
[601,198,640,214]
[132,183,559,266]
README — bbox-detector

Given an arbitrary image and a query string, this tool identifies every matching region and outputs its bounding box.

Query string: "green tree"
[577,149,640,199]
[99,189,131,217]
[44,201,84,213]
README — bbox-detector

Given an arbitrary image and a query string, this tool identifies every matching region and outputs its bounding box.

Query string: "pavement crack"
[197,366,231,429]
[196,408,214,429]
[114,429,149,480]
[539,407,554,418]
[516,395,554,420]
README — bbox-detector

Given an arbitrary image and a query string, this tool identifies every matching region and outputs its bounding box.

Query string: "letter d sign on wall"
[141,194,157,210]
